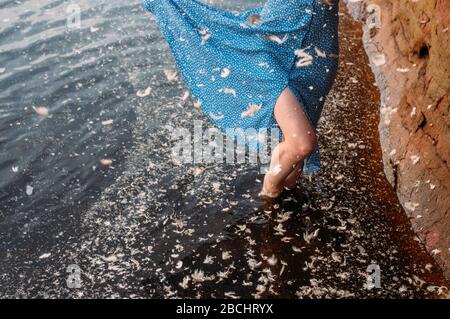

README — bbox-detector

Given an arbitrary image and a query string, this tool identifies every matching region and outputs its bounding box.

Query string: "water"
[0,0,148,242]
[0,0,448,298]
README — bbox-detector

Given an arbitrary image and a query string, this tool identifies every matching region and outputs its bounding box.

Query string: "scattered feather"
[136,87,151,97]
[303,229,319,244]
[241,103,262,118]
[248,14,262,25]
[222,251,232,260]
[266,34,289,45]
[220,68,230,78]
[315,47,327,58]
[32,106,49,116]
[100,159,113,166]
[295,48,313,68]
[26,185,33,196]
[219,88,237,97]
[164,69,178,82]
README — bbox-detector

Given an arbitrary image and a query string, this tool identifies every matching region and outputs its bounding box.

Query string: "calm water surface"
[0,0,254,248]
[0,0,448,298]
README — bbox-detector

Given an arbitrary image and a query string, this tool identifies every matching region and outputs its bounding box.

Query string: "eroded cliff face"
[343,0,450,279]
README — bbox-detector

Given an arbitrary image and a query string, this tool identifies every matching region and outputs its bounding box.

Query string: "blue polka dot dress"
[143,0,340,174]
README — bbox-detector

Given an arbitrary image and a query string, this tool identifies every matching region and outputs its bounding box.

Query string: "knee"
[289,135,317,160]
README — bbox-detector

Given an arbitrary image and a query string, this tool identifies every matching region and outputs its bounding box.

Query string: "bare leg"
[260,87,317,198]
[280,135,304,190]
[283,160,304,190]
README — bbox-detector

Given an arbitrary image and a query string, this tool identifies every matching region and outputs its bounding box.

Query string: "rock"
[344,0,450,279]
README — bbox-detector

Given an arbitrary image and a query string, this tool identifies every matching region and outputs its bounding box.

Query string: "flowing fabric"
[143,0,340,174]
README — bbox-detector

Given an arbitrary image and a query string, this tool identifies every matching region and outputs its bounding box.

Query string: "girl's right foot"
[258,182,283,200]
[258,189,281,200]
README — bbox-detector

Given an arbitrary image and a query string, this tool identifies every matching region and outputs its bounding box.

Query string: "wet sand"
[1,3,449,298]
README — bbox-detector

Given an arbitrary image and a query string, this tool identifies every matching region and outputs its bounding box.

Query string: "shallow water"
[0,0,260,228]
[0,1,448,298]
[0,0,146,248]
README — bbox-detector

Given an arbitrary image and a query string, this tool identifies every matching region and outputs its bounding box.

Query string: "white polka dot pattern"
[143,0,340,174]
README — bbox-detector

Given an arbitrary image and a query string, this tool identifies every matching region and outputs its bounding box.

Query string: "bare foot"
[282,179,297,191]
[259,181,283,200]
[258,190,280,200]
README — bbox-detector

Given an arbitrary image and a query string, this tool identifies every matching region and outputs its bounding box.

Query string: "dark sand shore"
[1,3,448,298]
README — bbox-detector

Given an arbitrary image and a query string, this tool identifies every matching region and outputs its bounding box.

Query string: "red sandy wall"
[344,0,450,279]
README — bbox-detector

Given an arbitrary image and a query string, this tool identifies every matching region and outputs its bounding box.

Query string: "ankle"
[261,180,282,196]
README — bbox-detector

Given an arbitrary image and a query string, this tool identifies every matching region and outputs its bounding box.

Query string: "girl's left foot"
[283,180,299,191]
